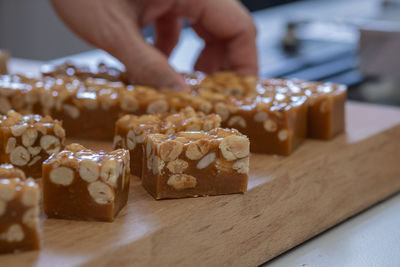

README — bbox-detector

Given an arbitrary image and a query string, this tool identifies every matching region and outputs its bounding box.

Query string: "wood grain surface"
[1,101,400,267]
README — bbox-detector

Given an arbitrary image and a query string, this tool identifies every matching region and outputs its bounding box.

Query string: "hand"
[50,0,258,90]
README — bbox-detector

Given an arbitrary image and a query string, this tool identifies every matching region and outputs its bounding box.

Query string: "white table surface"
[265,194,400,267]
[8,0,400,266]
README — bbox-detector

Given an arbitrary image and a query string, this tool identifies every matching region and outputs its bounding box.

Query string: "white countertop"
[264,193,400,267]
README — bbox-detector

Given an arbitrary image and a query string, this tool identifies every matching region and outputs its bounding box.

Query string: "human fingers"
[179,0,259,75]
[154,12,182,57]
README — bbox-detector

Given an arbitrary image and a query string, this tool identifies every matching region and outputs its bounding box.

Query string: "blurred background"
[1,0,400,106]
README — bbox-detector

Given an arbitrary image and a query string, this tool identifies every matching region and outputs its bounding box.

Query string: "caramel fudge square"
[223,92,307,156]
[42,144,130,222]
[0,164,40,253]
[297,81,347,140]
[114,107,221,178]
[143,128,250,200]
[260,78,347,140]
[0,111,66,178]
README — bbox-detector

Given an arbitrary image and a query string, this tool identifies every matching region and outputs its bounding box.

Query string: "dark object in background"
[240,0,300,11]
[281,22,300,54]
[0,50,9,74]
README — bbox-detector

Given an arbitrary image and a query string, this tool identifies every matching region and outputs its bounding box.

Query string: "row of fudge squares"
[0,71,346,155]
[0,110,249,201]
[43,127,249,212]
[2,122,249,215]
[43,63,347,142]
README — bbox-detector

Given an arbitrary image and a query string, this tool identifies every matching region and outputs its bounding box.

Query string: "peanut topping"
[215,158,234,173]
[146,140,155,159]
[219,135,250,161]
[167,174,197,190]
[120,92,138,112]
[232,157,249,174]
[126,130,136,150]
[40,90,55,110]
[63,104,80,119]
[21,129,38,147]
[22,206,39,228]
[151,156,165,175]
[0,179,16,201]
[44,144,129,198]
[28,156,41,167]
[11,124,28,137]
[50,167,74,186]
[147,99,168,114]
[197,152,216,169]
[3,224,24,242]
[54,123,66,138]
[159,140,183,162]
[227,116,247,128]
[0,164,25,179]
[263,119,278,132]
[88,181,114,205]
[79,159,99,183]
[186,139,210,160]
[65,143,85,152]
[21,182,39,206]
[28,146,41,156]
[40,135,61,155]
[5,137,16,154]
[100,160,121,187]
[254,111,268,122]
[10,146,30,166]
[166,159,188,174]
[278,129,289,141]
[214,102,229,121]
[176,131,208,140]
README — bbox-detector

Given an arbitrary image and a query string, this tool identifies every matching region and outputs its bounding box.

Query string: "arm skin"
[50,0,258,90]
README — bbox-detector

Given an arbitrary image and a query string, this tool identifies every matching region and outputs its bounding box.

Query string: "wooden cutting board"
[1,101,400,267]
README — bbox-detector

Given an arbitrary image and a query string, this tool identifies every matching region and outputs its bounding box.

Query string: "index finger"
[178,0,258,75]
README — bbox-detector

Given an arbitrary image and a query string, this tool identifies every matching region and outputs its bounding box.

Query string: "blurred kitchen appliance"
[359,0,400,78]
